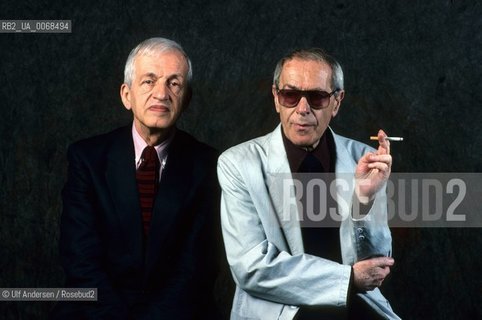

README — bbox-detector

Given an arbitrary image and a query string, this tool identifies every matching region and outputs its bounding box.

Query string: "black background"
[0,0,481,319]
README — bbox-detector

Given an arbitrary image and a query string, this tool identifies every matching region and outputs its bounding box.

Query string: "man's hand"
[355,129,392,203]
[353,256,394,291]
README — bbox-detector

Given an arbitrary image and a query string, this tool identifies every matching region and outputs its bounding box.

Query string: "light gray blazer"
[218,125,400,320]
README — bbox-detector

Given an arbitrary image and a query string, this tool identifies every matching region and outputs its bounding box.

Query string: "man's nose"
[296,96,310,115]
[153,81,169,100]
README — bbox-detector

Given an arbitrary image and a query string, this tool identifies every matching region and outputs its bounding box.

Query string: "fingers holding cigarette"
[370,136,404,141]
[370,130,404,155]
[372,129,391,155]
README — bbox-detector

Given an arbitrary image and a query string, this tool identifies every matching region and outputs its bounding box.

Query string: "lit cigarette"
[370,136,404,141]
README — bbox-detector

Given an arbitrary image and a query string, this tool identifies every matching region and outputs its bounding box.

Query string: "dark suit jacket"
[52,125,221,320]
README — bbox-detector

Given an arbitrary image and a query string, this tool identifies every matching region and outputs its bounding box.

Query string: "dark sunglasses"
[277,88,339,109]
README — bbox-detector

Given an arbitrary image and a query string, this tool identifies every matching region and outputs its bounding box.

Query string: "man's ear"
[272,85,281,113]
[332,90,344,117]
[120,83,132,110]
[182,86,192,111]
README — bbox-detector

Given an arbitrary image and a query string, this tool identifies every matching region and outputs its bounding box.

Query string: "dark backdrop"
[1,0,481,319]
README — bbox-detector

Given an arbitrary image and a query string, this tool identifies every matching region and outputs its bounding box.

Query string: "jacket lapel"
[332,129,357,221]
[144,130,193,280]
[265,125,304,255]
[265,126,359,255]
[105,126,144,261]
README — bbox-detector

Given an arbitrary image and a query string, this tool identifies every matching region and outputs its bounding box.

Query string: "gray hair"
[273,48,344,92]
[123,37,192,87]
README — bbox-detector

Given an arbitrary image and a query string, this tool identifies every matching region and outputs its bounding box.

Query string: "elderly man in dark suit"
[52,37,220,319]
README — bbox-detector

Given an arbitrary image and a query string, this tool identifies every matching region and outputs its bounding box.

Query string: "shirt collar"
[132,122,175,168]
[281,127,335,173]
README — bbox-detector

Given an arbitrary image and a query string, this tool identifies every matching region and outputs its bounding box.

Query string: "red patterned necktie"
[136,146,160,236]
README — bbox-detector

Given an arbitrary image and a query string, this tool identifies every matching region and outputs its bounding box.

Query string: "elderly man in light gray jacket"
[218,48,400,320]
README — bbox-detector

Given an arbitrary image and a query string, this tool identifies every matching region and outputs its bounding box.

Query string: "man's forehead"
[134,49,187,66]
[280,58,332,88]
[133,51,188,77]
[282,58,331,74]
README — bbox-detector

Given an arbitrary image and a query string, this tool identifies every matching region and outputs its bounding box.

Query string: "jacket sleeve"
[334,138,393,265]
[57,144,128,319]
[218,152,352,308]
